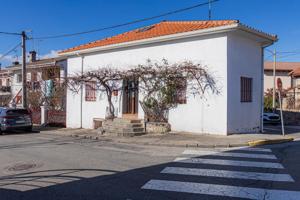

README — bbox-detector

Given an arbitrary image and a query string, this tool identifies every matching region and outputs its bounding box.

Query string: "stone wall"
[281,109,300,125]
[146,122,171,134]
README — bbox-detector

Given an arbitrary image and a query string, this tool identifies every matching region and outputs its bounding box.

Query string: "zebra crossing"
[141,147,300,200]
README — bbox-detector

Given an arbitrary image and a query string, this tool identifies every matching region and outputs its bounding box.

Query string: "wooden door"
[122,79,138,118]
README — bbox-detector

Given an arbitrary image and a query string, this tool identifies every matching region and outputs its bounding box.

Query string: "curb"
[69,133,249,148]
[248,138,294,147]
[51,132,296,148]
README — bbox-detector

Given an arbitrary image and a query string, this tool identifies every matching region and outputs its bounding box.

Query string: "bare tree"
[68,67,124,119]
[129,59,219,122]
[69,59,219,122]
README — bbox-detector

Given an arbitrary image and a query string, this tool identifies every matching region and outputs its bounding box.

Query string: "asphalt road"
[0,131,300,200]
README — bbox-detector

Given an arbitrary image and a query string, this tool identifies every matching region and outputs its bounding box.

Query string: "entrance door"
[122,79,138,118]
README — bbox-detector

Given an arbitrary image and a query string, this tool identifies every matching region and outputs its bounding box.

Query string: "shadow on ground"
[1,141,300,200]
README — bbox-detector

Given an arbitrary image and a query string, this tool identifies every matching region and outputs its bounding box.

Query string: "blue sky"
[0,0,299,67]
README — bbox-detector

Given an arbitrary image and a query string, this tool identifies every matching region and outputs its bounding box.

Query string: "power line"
[33,0,219,40]
[0,31,21,36]
[0,42,22,61]
[277,52,300,60]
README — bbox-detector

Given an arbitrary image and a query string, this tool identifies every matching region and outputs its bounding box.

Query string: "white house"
[59,20,277,135]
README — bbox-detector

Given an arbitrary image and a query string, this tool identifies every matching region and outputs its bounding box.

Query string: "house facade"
[60,20,277,135]
[0,69,12,106]
[264,61,300,92]
[7,51,67,107]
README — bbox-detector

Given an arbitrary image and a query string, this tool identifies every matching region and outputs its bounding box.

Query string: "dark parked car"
[263,112,280,124]
[0,107,32,133]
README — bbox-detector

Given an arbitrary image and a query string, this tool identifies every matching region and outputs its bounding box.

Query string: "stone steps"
[102,118,145,137]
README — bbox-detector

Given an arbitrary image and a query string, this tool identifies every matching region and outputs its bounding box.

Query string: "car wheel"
[24,126,33,132]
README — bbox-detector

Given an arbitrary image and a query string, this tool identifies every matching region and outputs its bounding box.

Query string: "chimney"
[13,61,19,65]
[29,51,37,62]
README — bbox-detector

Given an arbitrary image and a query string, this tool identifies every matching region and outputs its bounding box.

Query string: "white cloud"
[39,50,59,59]
[0,54,17,62]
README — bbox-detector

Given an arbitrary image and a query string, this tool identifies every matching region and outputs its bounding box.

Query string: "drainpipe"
[76,53,84,129]
[260,47,264,133]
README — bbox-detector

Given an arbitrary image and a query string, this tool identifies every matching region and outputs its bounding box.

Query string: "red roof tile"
[60,20,238,53]
[289,67,300,77]
[264,61,300,72]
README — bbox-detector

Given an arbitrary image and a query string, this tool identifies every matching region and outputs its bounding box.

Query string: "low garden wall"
[282,109,300,125]
[146,122,171,134]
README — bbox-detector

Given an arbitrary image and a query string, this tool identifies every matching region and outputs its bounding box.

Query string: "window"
[17,74,22,83]
[85,81,96,101]
[32,72,37,82]
[174,79,187,104]
[240,77,252,102]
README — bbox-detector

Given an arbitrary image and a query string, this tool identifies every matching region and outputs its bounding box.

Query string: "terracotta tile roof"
[264,61,300,72]
[60,20,238,53]
[289,67,300,77]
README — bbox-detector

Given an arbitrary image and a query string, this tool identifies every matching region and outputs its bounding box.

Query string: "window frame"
[174,78,187,104]
[240,76,253,103]
[85,81,96,102]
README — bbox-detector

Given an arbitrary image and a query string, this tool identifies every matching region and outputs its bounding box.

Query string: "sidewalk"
[41,126,300,148]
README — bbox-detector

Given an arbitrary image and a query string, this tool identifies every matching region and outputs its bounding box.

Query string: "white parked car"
[263,112,280,124]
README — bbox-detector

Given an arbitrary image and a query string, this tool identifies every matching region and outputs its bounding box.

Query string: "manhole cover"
[5,162,43,172]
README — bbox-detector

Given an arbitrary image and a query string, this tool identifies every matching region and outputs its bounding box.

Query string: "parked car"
[0,107,32,133]
[263,112,280,124]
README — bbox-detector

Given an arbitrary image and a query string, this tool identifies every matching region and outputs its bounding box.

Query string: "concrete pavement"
[42,124,300,148]
[1,132,300,199]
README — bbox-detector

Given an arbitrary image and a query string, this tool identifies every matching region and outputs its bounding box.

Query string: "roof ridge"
[160,19,238,23]
[60,19,275,54]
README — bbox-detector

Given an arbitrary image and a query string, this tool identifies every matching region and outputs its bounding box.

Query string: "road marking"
[174,157,284,169]
[182,150,277,160]
[142,180,300,200]
[221,147,272,153]
[161,167,294,182]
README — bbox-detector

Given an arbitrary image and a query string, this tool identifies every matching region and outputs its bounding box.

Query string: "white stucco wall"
[66,34,228,134]
[66,31,267,135]
[227,32,263,133]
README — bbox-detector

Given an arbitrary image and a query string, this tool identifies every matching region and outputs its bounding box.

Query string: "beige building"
[264,61,300,92]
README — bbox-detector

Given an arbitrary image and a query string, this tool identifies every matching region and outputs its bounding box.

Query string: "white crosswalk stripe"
[174,157,284,169]
[224,147,272,152]
[142,180,300,200]
[182,149,277,159]
[161,166,294,182]
[141,147,299,199]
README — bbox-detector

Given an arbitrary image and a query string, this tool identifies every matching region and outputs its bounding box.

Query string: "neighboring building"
[264,62,300,92]
[0,69,12,106]
[60,20,277,135]
[287,67,300,109]
[6,51,67,107]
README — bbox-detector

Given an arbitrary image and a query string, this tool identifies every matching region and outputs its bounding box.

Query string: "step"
[117,131,145,137]
[113,118,142,124]
[122,127,145,133]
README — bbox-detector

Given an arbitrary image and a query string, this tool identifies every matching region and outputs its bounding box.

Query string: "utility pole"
[272,49,276,111]
[208,0,212,20]
[21,31,27,109]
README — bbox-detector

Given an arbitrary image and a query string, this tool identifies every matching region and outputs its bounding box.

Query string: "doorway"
[122,79,138,119]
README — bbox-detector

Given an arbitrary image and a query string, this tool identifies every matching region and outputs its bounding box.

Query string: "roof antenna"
[208,0,212,20]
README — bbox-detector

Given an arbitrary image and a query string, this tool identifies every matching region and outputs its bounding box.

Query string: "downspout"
[76,53,84,129]
[260,47,264,133]
[260,38,277,133]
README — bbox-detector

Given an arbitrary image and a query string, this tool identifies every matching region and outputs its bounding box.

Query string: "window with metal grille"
[85,81,96,101]
[175,79,187,104]
[240,77,252,102]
